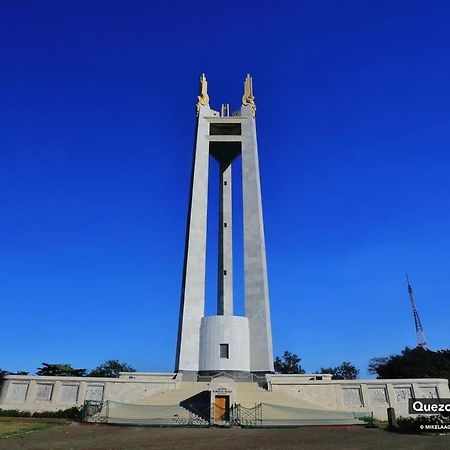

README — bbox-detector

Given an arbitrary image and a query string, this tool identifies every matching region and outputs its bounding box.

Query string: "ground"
[0,417,67,439]
[1,422,449,449]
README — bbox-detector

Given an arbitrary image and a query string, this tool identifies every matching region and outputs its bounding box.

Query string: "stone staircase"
[234,382,366,426]
[135,382,210,405]
[102,380,366,427]
[235,382,325,409]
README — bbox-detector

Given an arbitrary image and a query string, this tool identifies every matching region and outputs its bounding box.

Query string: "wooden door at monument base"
[214,395,230,421]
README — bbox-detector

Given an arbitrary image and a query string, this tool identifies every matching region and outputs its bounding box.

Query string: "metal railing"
[81,400,210,426]
[81,400,107,423]
[232,403,263,427]
[352,411,375,426]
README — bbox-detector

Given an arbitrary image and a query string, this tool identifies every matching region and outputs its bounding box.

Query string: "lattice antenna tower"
[405,273,427,349]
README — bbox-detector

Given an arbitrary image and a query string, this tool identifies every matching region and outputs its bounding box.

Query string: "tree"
[367,357,389,376]
[0,369,28,376]
[319,361,359,380]
[368,347,450,379]
[274,351,305,374]
[36,363,86,377]
[87,360,135,378]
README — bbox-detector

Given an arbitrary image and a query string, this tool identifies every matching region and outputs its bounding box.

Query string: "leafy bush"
[396,415,450,433]
[0,407,81,420]
[0,409,32,417]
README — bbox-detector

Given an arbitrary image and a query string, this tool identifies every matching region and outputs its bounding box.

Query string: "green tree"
[36,363,86,377]
[0,369,28,376]
[87,360,135,378]
[368,347,450,379]
[274,351,305,374]
[319,361,359,380]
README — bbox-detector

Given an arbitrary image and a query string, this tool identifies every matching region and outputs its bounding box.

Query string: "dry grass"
[0,417,66,438]
[1,422,450,450]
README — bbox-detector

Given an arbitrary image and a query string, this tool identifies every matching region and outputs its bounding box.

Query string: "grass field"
[0,421,449,449]
[0,417,66,438]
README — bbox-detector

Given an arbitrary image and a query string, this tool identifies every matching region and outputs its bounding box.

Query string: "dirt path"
[1,423,449,450]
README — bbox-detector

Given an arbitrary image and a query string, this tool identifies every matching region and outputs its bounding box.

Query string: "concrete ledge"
[206,117,247,123]
[207,135,242,142]
[118,372,177,381]
[267,374,333,383]
[268,376,449,385]
[3,374,177,384]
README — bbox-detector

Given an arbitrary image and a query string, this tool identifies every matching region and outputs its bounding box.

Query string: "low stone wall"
[267,375,450,419]
[2,372,448,421]
[0,373,177,412]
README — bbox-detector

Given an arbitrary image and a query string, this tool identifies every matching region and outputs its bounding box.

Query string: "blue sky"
[1,1,449,375]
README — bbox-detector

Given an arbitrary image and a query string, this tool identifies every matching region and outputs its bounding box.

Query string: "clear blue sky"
[1,1,449,376]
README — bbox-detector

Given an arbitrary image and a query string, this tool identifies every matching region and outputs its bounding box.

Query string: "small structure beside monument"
[1,75,448,426]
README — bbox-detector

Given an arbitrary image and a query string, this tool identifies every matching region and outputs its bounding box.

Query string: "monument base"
[1,373,448,422]
[198,315,251,373]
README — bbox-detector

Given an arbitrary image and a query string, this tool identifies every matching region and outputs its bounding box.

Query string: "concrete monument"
[175,74,274,377]
[1,75,448,426]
